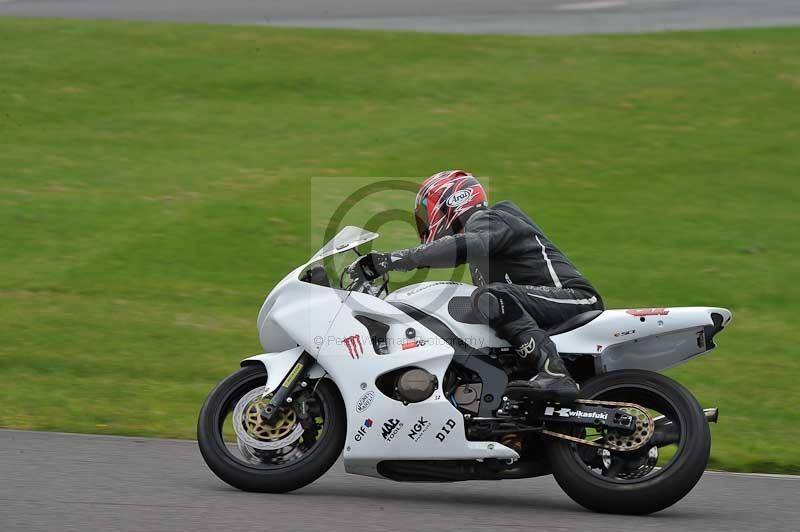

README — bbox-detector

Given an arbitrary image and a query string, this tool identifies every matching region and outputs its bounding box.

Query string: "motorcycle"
[198,226,731,514]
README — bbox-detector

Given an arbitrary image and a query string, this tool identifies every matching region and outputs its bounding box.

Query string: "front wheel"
[198,365,346,492]
[547,370,711,514]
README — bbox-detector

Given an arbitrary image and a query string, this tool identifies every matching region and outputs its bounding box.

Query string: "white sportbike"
[198,227,731,514]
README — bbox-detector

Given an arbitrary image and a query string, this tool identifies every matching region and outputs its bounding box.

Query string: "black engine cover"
[396,368,438,403]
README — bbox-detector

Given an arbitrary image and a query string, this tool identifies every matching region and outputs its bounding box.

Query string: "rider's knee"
[472,284,521,324]
[472,287,502,324]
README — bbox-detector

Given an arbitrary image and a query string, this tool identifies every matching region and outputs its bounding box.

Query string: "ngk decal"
[343,334,363,359]
[406,416,431,442]
[435,419,457,442]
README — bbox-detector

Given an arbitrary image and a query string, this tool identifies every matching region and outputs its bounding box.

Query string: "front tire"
[198,365,346,493]
[547,370,710,515]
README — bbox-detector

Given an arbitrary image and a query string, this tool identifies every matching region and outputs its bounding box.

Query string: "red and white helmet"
[414,170,488,244]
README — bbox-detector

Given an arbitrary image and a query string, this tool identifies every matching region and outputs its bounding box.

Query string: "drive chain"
[542,399,655,452]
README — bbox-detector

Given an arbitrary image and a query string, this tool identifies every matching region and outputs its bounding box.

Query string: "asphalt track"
[1,429,798,532]
[1,0,800,35]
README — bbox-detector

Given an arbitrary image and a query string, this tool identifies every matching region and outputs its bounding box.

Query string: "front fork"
[260,351,315,423]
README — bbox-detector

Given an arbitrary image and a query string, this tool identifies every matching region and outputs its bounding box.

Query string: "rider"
[355,170,604,400]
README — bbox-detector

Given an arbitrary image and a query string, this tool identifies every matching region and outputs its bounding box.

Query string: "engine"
[392,368,439,403]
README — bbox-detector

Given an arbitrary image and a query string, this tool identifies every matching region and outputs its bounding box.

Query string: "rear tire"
[198,365,346,493]
[547,370,710,514]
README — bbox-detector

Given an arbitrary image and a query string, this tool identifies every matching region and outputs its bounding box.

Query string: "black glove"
[349,252,392,281]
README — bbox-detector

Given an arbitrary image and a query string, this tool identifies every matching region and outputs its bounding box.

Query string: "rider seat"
[545,310,603,335]
[447,296,602,335]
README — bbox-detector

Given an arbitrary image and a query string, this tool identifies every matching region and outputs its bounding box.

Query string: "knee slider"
[472,284,524,325]
[473,289,503,324]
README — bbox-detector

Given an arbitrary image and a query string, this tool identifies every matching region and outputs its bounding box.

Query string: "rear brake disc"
[542,399,654,452]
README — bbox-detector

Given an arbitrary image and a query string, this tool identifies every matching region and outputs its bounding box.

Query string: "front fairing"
[256,263,304,342]
[257,226,378,352]
[257,268,351,353]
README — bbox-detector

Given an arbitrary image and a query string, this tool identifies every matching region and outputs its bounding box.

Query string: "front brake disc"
[233,388,305,451]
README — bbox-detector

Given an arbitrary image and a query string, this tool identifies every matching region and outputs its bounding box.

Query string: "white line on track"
[556,1,629,11]
[706,470,800,480]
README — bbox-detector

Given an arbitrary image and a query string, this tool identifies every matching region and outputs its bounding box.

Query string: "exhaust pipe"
[654,408,718,427]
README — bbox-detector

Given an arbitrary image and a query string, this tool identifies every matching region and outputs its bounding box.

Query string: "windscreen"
[308,226,379,263]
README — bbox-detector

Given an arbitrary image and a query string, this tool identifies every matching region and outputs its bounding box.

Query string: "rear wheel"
[547,370,710,514]
[198,365,346,492]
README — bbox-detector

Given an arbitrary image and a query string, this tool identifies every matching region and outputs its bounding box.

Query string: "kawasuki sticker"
[343,334,364,359]
[544,406,608,420]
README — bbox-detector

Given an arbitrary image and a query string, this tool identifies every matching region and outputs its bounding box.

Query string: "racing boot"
[505,335,580,402]
[473,288,579,402]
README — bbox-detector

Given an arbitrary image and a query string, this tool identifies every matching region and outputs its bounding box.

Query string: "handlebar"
[344,260,389,298]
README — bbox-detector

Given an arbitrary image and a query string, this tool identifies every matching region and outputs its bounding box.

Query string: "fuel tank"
[385,282,508,350]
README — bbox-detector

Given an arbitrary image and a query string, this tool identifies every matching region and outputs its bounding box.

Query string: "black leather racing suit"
[389,201,604,358]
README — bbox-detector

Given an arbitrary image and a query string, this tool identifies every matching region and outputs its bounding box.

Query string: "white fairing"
[554,306,732,372]
[247,278,520,478]
[386,281,732,373]
[242,227,732,479]
[385,282,507,349]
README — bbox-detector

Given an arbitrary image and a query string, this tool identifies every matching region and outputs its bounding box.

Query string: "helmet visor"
[414,198,429,244]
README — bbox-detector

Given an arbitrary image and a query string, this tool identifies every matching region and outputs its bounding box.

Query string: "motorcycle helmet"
[414,170,487,244]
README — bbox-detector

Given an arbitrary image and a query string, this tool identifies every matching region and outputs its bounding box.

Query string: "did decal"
[343,334,363,359]
[435,418,457,442]
[406,416,431,442]
[354,419,374,442]
[381,418,403,441]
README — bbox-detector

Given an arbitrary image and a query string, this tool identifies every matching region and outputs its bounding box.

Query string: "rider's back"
[465,200,598,296]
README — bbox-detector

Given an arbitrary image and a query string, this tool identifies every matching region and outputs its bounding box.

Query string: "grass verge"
[1,18,799,472]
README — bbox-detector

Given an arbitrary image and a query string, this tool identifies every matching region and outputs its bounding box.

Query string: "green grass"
[1,18,799,473]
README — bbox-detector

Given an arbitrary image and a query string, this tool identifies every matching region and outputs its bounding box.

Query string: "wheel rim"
[567,383,687,484]
[214,375,329,469]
